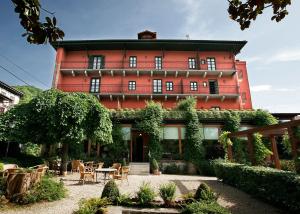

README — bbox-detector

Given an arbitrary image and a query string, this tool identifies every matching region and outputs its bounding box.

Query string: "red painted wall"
[53,49,252,110]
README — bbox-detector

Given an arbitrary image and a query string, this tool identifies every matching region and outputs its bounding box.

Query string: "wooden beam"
[186,71,189,78]
[203,71,207,78]
[87,139,91,157]
[123,70,126,77]
[98,70,102,77]
[205,95,209,102]
[288,126,299,159]
[150,70,153,77]
[137,70,139,77]
[178,127,182,156]
[270,135,281,169]
[221,95,225,102]
[84,70,88,77]
[175,70,178,77]
[110,70,114,76]
[218,71,223,78]
[71,70,75,77]
[164,70,167,77]
[247,134,256,165]
[227,145,233,162]
[96,143,100,157]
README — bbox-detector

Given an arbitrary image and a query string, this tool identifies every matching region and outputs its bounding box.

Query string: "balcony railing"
[59,60,237,77]
[56,84,239,96]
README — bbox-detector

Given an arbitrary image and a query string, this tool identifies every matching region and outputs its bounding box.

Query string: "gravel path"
[0,174,284,214]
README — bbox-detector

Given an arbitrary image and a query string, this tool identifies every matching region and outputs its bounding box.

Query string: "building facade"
[0,81,23,113]
[51,31,252,110]
[51,31,253,163]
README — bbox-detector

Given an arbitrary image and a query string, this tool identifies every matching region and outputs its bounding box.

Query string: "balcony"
[57,84,240,101]
[59,60,237,78]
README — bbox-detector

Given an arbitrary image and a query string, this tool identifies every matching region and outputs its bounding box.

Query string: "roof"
[51,39,247,55]
[0,81,23,97]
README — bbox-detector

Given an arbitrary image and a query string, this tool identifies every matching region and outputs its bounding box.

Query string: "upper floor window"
[155,56,162,70]
[166,82,173,91]
[207,57,216,71]
[190,82,198,91]
[89,56,104,69]
[211,106,220,111]
[129,56,137,68]
[188,58,196,69]
[153,79,162,93]
[90,78,100,93]
[128,81,136,90]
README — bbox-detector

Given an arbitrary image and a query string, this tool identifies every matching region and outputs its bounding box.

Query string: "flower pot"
[153,169,160,175]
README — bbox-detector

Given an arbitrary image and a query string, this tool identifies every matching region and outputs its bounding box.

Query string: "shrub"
[136,182,156,205]
[21,176,66,204]
[151,158,159,171]
[101,180,120,203]
[194,183,217,202]
[182,201,230,214]
[214,161,300,212]
[75,197,110,214]
[197,160,216,176]
[116,193,132,206]
[159,182,176,205]
[0,162,3,171]
[163,163,181,174]
[280,160,296,173]
[0,177,6,196]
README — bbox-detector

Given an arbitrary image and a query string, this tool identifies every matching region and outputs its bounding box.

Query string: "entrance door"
[209,80,219,94]
[132,135,144,162]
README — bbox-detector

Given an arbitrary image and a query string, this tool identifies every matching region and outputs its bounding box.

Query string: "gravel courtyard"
[1,174,284,214]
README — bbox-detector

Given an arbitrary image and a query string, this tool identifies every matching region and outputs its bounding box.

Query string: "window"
[204,127,219,140]
[188,58,196,69]
[211,106,220,111]
[207,57,216,71]
[128,81,136,90]
[209,80,219,94]
[153,79,162,93]
[166,82,173,91]
[129,56,137,68]
[190,82,198,91]
[90,78,100,93]
[89,56,104,69]
[155,56,162,70]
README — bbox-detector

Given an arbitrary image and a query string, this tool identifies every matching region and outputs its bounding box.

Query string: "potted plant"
[151,158,160,175]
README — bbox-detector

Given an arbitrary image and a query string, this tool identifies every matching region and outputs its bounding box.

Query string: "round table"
[95,168,117,183]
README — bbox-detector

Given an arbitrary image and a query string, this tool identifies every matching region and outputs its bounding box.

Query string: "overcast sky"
[0,0,299,112]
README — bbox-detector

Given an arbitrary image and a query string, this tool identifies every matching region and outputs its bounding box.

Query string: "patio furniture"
[93,162,104,170]
[109,163,121,178]
[84,161,94,172]
[113,166,130,184]
[95,168,117,183]
[71,160,81,173]
[79,163,94,184]
[1,164,18,177]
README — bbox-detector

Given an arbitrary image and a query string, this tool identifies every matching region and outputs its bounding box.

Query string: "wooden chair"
[93,162,104,170]
[71,160,81,173]
[114,166,130,184]
[110,163,121,178]
[79,163,94,184]
[84,161,94,172]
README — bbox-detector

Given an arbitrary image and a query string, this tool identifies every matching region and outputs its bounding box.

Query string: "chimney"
[138,30,157,40]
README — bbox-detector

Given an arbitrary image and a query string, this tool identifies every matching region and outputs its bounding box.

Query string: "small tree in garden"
[101,180,120,203]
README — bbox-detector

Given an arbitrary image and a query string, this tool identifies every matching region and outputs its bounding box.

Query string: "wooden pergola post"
[270,135,281,169]
[87,139,91,157]
[288,127,299,159]
[96,143,100,157]
[247,134,256,165]
[227,144,233,162]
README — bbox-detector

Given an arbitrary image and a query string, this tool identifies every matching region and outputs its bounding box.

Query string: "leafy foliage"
[136,182,156,206]
[137,101,163,160]
[14,85,42,104]
[0,163,3,171]
[116,193,132,206]
[75,197,110,214]
[101,180,120,203]
[252,133,272,165]
[218,131,233,160]
[11,0,64,44]
[151,158,159,171]
[214,161,300,211]
[159,182,176,205]
[21,176,66,204]
[194,183,217,202]
[228,0,291,30]
[182,201,230,214]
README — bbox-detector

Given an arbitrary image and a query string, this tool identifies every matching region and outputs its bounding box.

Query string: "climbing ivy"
[219,131,233,161]
[252,133,273,165]
[136,101,163,160]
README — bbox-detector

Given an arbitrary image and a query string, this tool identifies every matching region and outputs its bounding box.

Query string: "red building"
[51,30,252,110]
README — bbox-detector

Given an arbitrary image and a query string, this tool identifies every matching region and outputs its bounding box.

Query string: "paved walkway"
[1,174,284,214]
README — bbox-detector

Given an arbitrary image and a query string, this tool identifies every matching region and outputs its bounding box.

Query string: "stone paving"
[1,174,284,214]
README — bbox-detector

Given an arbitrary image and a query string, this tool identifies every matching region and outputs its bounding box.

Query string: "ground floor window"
[162,139,181,160]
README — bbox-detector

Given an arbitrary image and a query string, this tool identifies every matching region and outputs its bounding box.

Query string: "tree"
[228,0,291,30]
[14,85,42,104]
[11,0,64,44]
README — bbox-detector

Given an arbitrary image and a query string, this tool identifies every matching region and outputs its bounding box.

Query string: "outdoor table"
[94,168,117,183]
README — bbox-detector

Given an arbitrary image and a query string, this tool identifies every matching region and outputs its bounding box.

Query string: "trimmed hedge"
[214,161,300,211]
[182,201,230,214]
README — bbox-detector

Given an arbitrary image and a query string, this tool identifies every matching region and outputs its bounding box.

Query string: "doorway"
[209,80,219,94]
[131,132,149,162]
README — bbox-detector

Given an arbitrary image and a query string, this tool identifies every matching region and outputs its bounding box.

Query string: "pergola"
[227,119,300,170]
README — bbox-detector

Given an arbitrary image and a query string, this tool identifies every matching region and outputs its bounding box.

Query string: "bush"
[194,183,217,202]
[136,182,156,205]
[0,177,6,196]
[116,193,132,206]
[0,154,44,168]
[197,160,216,176]
[151,158,159,171]
[101,180,120,203]
[159,182,176,205]
[163,163,181,174]
[280,160,296,173]
[0,162,3,171]
[214,161,300,212]
[21,176,66,204]
[75,197,110,214]
[182,201,230,214]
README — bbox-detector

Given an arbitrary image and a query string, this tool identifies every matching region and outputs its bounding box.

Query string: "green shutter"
[88,55,93,69]
[101,55,105,69]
